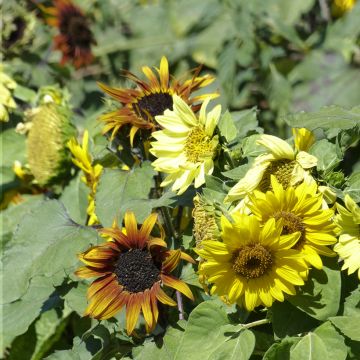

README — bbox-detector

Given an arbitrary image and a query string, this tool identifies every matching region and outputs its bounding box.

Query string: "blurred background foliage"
[1,0,360,359]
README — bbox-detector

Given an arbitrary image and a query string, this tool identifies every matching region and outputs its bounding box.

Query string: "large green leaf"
[0,129,26,168]
[309,139,341,172]
[313,322,347,360]
[95,162,160,227]
[344,171,360,203]
[218,110,237,142]
[329,316,360,341]
[1,200,100,349]
[290,333,328,359]
[263,337,300,360]
[284,105,360,131]
[288,259,341,321]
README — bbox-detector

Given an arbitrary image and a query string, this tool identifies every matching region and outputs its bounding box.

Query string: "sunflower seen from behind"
[150,95,221,195]
[76,211,194,334]
[196,214,307,311]
[98,57,218,144]
[334,195,360,280]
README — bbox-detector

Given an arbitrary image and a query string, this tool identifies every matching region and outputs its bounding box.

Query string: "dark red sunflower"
[75,211,194,335]
[45,0,95,68]
[98,56,219,144]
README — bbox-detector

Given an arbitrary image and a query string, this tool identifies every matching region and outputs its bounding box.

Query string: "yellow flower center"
[273,211,305,249]
[232,244,273,279]
[114,249,160,293]
[258,159,296,192]
[133,92,173,121]
[184,126,215,163]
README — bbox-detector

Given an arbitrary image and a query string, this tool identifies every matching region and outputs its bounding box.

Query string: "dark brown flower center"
[114,249,160,293]
[59,10,93,48]
[273,211,305,249]
[232,244,273,279]
[258,159,296,192]
[4,16,26,49]
[133,92,173,121]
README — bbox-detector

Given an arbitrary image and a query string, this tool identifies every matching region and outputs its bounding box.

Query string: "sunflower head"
[334,195,360,280]
[76,211,194,334]
[98,56,218,144]
[196,213,307,311]
[45,0,95,68]
[225,130,318,203]
[26,101,76,186]
[248,176,337,269]
[150,95,221,194]
[0,65,17,122]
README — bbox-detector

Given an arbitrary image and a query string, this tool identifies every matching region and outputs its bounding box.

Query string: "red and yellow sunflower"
[44,0,95,68]
[76,211,194,334]
[98,56,218,144]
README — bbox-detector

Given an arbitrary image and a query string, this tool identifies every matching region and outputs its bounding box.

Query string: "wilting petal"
[141,289,154,331]
[162,250,182,273]
[126,293,142,335]
[155,286,177,306]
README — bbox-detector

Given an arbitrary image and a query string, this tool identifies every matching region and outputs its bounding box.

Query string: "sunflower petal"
[161,274,194,300]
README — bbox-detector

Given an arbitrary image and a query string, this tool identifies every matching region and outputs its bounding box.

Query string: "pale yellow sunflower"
[247,176,337,270]
[196,213,307,311]
[334,195,360,280]
[150,95,221,195]
[225,128,317,203]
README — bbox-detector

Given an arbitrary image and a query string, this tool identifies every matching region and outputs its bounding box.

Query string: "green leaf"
[309,139,341,172]
[218,111,237,142]
[329,316,360,341]
[271,301,319,338]
[290,333,328,359]
[208,329,255,360]
[284,105,360,131]
[288,258,341,321]
[232,107,259,139]
[314,322,347,360]
[95,163,156,227]
[60,174,89,225]
[344,171,360,203]
[0,129,26,168]
[222,164,251,180]
[1,200,100,347]
[172,301,230,359]
[13,85,37,104]
[343,285,360,317]
[263,337,300,360]
[63,282,88,316]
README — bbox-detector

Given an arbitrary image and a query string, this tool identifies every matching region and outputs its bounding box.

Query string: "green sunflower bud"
[26,103,76,186]
[193,194,221,248]
[324,171,346,188]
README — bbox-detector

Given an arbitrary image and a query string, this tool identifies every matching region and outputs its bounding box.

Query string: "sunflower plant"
[2,0,360,359]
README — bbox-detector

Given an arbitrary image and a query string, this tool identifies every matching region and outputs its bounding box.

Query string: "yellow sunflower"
[332,0,356,17]
[196,214,307,311]
[98,56,218,144]
[68,130,103,225]
[150,95,221,195]
[334,195,360,280]
[76,211,194,334]
[225,128,317,203]
[247,176,337,269]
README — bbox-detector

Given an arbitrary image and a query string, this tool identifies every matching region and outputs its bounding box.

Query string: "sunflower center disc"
[258,159,296,192]
[114,249,160,293]
[274,211,305,249]
[184,126,214,163]
[134,92,173,120]
[232,244,273,279]
[67,17,93,47]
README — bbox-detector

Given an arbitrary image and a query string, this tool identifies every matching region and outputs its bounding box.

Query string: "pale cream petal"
[257,135,295,160]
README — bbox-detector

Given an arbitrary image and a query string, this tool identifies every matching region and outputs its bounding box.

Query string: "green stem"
[242,318,270,329]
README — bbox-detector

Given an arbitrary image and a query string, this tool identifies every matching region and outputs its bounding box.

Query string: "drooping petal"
[161,274,194,300]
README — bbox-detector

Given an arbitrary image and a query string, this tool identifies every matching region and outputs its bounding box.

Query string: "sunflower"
[67,130,103,225]
[247,176,337,269]
[196,213,307,311]
[225,128,317,203]
[44,0,95,68]
[76,211,194,334]
[150,95,221,195]
[98,56,218,144]
[332,0,356,17]
[334,195,360,280]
